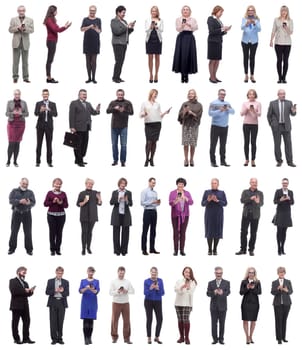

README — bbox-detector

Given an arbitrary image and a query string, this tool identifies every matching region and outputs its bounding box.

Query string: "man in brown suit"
[9,5,34,83]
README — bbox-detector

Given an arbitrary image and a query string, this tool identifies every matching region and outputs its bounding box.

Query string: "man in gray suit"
[9,5,34,83]
[69,89,100,167]
[267,89,297,167]
[207,267,230,345]
[111,5,135,83]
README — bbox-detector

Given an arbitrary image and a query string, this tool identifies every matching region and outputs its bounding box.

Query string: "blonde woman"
[178,89,203,166]
[240,89,261,167]
[241,5,261,83]
[145,6,163,83]
[239,267,262,344]
[270,6,293,83]
[140,89,171,166]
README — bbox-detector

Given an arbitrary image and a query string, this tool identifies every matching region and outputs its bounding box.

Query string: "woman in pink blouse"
[172,5,198,83]
[240,89,261,167]
[43,5,71,83]
[169,178,193,256]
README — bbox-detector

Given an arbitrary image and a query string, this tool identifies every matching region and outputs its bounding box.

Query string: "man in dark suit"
[235,178,264,256]
[273,178,294,255]
[110,177,133,256]
[267,89,297,167]
[9,266,35,344]
[34,89,57,167]
[46,266,69,345]
[111,5,135,83]
[207,266,230,345]
[271,266,293,344]
[69,89,100,167]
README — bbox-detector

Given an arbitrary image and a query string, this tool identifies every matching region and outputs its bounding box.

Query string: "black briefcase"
[63,132,81,149]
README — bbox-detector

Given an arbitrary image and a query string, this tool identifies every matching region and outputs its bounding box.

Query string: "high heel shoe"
[149,159,154,166]
[149,79,153,83]
[144,160,149,167]
[154,338,162,344]
[250,76,256,83]
[147,338,152,344]
[251,160,256,167]
[190,161,194,167]
[244,75,248,83]
[244,160,249,166]
[184,161,189,167]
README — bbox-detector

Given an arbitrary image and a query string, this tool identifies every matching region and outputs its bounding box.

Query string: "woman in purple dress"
[6,89,28,166]
[44,178,69,255]
[169,178,193,256]
[201,178,227,255]
[79,267,100,345]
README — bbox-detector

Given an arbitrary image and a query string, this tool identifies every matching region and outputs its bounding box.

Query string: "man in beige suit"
[9,6,34,83]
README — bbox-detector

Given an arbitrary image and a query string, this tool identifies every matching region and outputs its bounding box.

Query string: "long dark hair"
[43,5,57,24]
[182,266,197,285]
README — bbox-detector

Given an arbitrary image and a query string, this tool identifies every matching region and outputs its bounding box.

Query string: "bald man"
[267,89,296,167]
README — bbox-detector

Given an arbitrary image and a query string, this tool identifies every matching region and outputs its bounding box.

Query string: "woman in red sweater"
[44,5,71,83]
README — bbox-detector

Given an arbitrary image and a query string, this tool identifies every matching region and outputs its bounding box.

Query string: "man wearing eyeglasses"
[207,266,230,345]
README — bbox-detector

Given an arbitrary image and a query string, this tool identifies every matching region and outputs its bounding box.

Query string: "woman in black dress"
[145,6,163,83]
[207,5,231,83]
[239,267,262,344]
[201,178,227,255]
[81,5,102,83]
[172,5,198,83]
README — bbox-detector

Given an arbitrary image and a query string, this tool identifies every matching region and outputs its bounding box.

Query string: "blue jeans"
[111,127,127,163]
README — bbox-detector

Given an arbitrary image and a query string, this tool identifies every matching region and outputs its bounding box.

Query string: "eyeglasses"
[248,271,255,274]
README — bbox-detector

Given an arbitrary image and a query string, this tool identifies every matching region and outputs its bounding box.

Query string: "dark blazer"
[110,189,133,226]
[207,16,226,43]
[241,188,264,220]
[77,190,102,222]
[271,278,293,306]
[267,99,296,132]
[69,99,100,132]
[207,279,230,311]
[46,278,69,308]
[9,277,33,310]
[240,279,262,306]
[34,100,57,130]
[273,189,294,227]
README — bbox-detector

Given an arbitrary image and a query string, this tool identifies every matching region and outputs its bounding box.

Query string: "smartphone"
[293,104,297,108]
[153,279,158,285]
[119,286,124,291]
[182,18,186,24]
[224,104,228,108]
[21,23,25,28]
[85,195,90,201]
[250,104,254,109]
[151,21,155,25]
[282,22,287,27]
[177,192,182,197]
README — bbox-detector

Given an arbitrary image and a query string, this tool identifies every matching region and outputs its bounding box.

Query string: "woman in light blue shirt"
[241,5,261,83]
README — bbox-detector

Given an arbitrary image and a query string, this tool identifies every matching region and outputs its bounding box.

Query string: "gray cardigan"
[111,17,134,45]
[6,100,29,121]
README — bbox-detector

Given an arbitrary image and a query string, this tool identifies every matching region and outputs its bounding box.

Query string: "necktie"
[44,100,48,122]
[280,101,284,123]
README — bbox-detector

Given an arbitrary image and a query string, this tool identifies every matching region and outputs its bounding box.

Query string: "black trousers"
[274,44,291,80]
[243,124,258,160]
[240,212,259,252]
[112,44,127,80]
[74,131,89,164]
[271,124,293,164]
[12,306,30,341]
[48,214,66,253]
[46,40,57,77]
[241,42,258,75]
[113,214,130,255]
[210,125,228,164]
[9,210,33,252]
[144,299,163,338]
[36,126,53,164]
[81,221,95,250]
[274,305,290,341]
[141,210,157,252]
[211,309,226,342]
[49,299,66,342]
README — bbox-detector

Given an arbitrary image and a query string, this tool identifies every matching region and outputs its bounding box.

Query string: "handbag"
[63,132,81,149]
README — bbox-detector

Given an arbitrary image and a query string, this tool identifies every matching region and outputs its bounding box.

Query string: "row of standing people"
[9,4,294,84]
[4,87,297,168]
[7,176,294,257]
[9,265,293,346]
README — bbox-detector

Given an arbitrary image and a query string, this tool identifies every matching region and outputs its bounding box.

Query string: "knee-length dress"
[79,278,100,320]
[81,17,101,54]
[7,114,25,142]
[201,189,227,239]
[240,279,262,321]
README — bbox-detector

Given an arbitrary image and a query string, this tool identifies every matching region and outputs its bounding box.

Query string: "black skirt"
[146,29,162,54]
[172,31,197,74]
[207,41,222,60]
[145,122,162,142]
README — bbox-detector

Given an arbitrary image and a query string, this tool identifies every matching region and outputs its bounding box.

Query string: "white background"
[1,0,301,349]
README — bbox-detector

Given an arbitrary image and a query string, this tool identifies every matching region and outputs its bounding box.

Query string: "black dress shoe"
[144,160,149,167]
[150,250,160,254]
[51,341,57,345]
[219,340,225,345]
[112,78,120,83]
[154,338,162,344]
[249,251,255,256]
[278,340,282,344]
[277,80,282,84]
[48,163,53,167]
[142,251,149,255]
[212,339,218,344]
[92,80,97,84]
[211,163,218,167]
[77,163,85,167]
[288,163,296,167]
[154,80,158,83]
[235,250,246,255]
[14,162,19,167]
[215,78,222,82]
[173,251,178,256]
[23,339,35,344]
[81,250,86,255]
[47,78,59,83]
[51,251,55,256]
[112,161,118,166]
[276,161,283,167]
[6,162,10,167]
[8,250,15,255]
[221,162,230,167]
[27,251,33,256]
[180,251,186,256]
[23,79,31,83]
[36,163,40,167]
[149,159,154,166]
[209,78,217,84]
[149,79,153,83]
[14,340,22,344]
[87,248,92,254]
[282,80,287,84]
[282,339,288,342]
[56,251,61,255]
[121,162,126,167]
[57,340,64,344]
[86,79,92,83]
[124,340,133,344]
[119,78,125,83]
[208,250,212,255]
